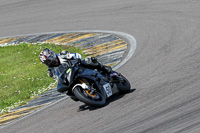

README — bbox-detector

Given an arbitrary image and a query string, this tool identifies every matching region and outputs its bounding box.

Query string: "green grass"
[0,43,86,113]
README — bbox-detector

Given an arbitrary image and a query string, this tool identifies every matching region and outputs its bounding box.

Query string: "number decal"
[103,83,112,97]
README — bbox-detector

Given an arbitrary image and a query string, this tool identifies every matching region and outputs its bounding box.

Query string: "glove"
[47,70,53,77]
[77,58,81,63]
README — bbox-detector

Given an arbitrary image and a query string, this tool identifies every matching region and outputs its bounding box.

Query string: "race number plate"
[103,83,112,97]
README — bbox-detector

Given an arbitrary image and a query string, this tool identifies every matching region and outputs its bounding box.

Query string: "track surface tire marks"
[1,0,200,133]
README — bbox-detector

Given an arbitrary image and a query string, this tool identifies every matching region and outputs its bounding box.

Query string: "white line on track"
[0,30,136,130]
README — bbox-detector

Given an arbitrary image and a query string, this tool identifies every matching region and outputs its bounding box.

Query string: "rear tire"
[116,75,131,94]
[73,86,106,107]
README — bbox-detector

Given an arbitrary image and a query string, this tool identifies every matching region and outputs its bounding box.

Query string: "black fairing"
[54,62,107,97]
[75,68,103,81]
[66,65,79,83]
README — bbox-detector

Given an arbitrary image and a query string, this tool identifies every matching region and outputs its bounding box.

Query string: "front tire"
[73,86,106,107]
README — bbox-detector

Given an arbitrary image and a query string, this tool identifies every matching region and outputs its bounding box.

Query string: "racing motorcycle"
[54,59,131,107]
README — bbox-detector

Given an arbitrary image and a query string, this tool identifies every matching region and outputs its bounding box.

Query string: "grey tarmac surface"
[1,0,200,133]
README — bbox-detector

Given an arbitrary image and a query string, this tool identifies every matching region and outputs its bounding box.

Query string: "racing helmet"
[39,48,58,67]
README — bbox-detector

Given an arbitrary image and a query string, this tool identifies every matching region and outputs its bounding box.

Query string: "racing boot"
[101,65,112,74]
[91,57,98,62]
[89,57,112,73]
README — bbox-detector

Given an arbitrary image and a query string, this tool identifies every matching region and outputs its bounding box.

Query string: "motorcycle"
[54,59,131,107]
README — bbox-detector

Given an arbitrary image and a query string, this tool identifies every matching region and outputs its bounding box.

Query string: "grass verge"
[0,42,86,114]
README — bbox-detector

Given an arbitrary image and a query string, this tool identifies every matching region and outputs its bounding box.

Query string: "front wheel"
[73,86,106,107]
[116,75,131,94]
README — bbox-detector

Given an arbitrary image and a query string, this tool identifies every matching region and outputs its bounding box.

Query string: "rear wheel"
[73,85,106,107]
[116,75,131,94]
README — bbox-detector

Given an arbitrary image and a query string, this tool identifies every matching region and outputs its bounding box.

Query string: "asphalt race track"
[1,0,200,133]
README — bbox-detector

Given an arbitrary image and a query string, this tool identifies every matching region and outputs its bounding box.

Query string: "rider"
[39,48,112,93]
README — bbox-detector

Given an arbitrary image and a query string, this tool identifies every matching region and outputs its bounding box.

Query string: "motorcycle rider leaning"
[39,48,112,95]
